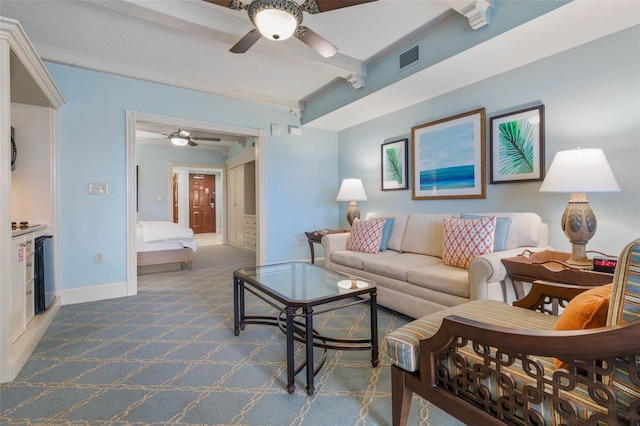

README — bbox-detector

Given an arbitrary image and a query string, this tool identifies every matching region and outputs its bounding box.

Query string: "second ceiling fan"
[168,129,221,147]
[205,0,376,57]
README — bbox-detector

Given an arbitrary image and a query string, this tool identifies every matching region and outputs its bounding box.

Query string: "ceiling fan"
[167,129,221,147]
[204,0,376,57]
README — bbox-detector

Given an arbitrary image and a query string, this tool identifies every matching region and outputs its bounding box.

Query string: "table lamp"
[539,148,620,268]
[336,178,368,226]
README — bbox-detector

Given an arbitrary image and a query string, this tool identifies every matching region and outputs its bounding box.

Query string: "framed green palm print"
[381,138,408,190]
[490,105,545,183]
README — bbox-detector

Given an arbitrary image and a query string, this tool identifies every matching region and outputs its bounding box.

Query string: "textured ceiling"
[0,0,452,111]
[2,0,638,134]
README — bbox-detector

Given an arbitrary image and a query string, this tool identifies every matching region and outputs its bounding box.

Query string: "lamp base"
[346,201,360,227]
[561,193,597,270]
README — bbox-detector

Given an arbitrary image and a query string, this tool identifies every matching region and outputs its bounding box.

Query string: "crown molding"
[445,0,494,30]
[0,17,65,108]
[36,44,302,115]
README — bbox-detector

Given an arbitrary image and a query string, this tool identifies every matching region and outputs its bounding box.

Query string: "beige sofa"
[322,212,550,319]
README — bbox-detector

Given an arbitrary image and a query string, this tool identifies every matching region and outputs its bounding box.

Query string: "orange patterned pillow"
[553,283,612,369]
[442,217,496,269]
[347,218,386,254]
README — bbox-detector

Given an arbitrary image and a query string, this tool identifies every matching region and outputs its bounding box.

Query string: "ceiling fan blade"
[201,0,234,8]
[312,0,377,13]
[187,140,199,147]
[191,137,222,142]
[296,26,337,58]
[202,0,245,10]
[230,29,262,54]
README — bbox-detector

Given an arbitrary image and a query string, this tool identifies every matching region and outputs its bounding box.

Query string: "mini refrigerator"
[34,235,55,314]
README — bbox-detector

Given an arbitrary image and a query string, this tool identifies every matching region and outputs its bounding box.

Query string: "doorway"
[188,173,216,234]
[125,111,266,297]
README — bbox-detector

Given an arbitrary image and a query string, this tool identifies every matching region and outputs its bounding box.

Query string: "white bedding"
[136,222,198,252]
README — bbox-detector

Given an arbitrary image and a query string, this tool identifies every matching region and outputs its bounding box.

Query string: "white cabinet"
[1,17,64,383]
[227,165,245,245]
[244,215,256,250]
[10,233,35,342]
[226,158,256,251]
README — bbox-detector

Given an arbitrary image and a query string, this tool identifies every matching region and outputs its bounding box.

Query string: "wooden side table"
[502,250,614,300]
[305,229,348,264]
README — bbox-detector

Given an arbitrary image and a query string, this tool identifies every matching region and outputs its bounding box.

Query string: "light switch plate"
[88,183,108,195]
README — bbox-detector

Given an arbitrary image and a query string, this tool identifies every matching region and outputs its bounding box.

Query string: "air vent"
[399,45,419,70]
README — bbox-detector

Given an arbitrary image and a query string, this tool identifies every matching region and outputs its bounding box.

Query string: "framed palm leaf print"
[381,138,408,190]
[490,105,545,183]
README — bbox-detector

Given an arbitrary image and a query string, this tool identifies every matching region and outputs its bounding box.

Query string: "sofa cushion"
[363,253,441,282]
[386,299,558,372]
[406,264,470,298]
[379,217,395,251]
[331,249,400,270]
[442,217,496,269]
[366,213,409,252]
[504,212,541,249]
[347,218,385,253]
[461,213,511,251]
[401,214,453,257]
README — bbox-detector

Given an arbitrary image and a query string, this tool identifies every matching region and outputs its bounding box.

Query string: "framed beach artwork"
[381,138,409,190]
[490,105,545,183]
[411,108,486,200]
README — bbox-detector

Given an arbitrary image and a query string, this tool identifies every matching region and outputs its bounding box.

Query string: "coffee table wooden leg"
[305,307,315,395]
[370,291,379,367]
[286,306,296,394]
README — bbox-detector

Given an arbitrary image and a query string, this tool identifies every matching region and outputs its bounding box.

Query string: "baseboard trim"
[61,281,127,305]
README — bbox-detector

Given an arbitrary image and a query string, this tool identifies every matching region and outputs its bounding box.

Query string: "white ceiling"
[1,0,452,109]
[2,0,639,134]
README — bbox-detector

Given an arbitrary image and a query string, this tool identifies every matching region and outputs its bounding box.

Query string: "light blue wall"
[302,0,570,124]
[135,143,225,226]
[47,63,339,290]
[336,26,640,256]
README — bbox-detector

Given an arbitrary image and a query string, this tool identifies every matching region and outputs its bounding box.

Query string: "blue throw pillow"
[379,218,395,251]
[461,214,511,251]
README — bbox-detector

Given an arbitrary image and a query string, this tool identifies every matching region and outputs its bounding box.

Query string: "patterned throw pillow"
[347,218,386,254]
[442,217,497,269]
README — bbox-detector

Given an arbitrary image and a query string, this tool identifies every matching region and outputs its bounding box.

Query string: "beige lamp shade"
[539,148,620,193]
[337,178,368,226]
[336,178,368,202]
[539,148,620,268]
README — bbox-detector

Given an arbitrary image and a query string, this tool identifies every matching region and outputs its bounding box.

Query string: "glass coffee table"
[233,262,378,395]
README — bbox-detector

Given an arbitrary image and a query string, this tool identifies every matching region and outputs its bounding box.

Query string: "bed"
[136,221,198,275]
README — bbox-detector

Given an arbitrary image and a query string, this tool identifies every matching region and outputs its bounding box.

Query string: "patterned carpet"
[0,244,464,425]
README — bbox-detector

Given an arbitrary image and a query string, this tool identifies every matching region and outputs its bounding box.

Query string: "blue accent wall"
[335,26,640,255]
[47,63,339,290]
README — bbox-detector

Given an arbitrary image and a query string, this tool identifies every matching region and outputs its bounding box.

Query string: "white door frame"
[125,110,265,296]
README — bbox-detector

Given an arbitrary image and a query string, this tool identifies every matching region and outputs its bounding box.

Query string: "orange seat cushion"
[554,283,612,369]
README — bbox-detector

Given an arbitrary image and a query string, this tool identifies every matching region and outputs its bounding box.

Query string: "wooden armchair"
[386,239,640,425]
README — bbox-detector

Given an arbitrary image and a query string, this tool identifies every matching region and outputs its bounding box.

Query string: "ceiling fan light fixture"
[169,129,190,146]
[249,0,302,41]
[170,135,189,146]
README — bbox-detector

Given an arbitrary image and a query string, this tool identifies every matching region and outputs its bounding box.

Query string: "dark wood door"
[189,174,216,234]
[172,173,179,223]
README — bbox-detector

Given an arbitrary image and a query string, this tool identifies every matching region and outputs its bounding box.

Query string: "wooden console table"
[305,229,348,264]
